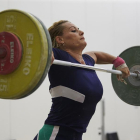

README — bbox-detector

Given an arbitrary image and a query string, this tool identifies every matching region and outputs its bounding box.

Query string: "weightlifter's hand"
[117,67,130,84]
[113,56,130,84]
[51,52,55,65]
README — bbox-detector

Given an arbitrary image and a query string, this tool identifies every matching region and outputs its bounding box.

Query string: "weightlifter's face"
[60,22,87,51]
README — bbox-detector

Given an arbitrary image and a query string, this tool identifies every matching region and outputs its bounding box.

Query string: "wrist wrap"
[113,57,127,69]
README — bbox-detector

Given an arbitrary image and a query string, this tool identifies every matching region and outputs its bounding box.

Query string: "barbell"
[0,9,140,106]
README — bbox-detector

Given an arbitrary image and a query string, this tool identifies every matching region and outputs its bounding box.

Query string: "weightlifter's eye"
[71,30,76,32]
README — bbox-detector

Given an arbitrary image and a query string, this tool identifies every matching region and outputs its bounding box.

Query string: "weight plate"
[111,46,140,106]
[18,14,52,99]
[0,31,22,75]
[0,9,51,99]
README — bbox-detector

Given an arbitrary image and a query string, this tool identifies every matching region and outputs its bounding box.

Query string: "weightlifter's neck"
[65,49,85,65]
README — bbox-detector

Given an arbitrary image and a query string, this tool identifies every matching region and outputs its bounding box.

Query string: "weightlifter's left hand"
[117,67,130,84]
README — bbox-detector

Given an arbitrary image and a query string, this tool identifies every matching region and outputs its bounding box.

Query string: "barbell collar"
[0,47,7,58]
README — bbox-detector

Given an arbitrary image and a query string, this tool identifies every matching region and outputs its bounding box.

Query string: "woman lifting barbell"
[33,20,130,140]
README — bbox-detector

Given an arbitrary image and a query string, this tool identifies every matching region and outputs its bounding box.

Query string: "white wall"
[0,0,140,140]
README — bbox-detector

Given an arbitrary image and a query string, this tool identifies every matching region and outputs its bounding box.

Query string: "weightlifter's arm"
[84,51,116,64]
[84,51,130,78]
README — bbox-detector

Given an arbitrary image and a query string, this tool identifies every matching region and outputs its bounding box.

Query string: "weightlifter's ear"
[55,36,64,44]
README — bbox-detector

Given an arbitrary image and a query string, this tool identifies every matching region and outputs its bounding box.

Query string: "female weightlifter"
[33,20,130,140]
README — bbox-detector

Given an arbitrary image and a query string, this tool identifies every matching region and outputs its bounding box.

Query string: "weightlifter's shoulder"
[83,51,97,64]
[53,48,69,60]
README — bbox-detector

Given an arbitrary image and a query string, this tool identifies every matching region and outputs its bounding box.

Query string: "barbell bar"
[0,40,139,77]
[53,59,140,77]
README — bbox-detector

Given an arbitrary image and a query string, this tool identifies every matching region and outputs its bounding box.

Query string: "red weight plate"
[0,32,22,74]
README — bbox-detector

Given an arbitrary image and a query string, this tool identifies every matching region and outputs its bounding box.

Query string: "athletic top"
[45,48,103,133]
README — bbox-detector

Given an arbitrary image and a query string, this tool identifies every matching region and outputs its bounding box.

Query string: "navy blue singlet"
[45,48,103,133]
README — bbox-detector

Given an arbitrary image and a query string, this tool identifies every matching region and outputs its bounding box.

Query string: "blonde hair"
[48,20,68,48]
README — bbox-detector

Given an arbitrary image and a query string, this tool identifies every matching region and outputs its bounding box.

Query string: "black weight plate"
[112,46,140,106]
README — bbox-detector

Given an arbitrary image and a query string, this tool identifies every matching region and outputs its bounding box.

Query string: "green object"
[39,125,54,140]
[112,46,140,106]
